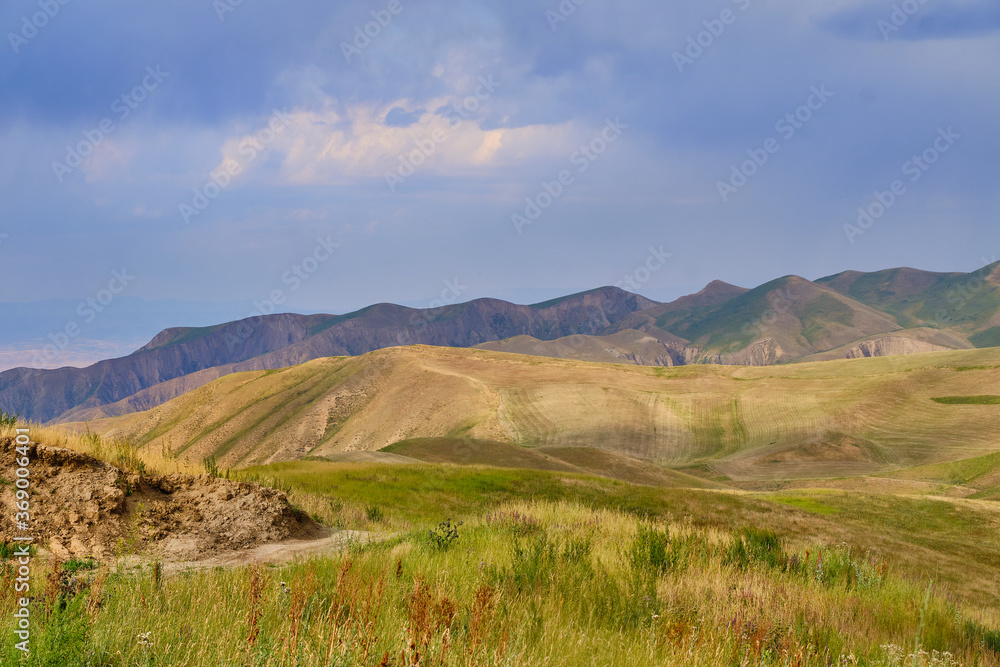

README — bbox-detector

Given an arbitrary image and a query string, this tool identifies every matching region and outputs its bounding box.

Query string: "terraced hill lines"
[77,345,1000,482]
[7,264,1000,427]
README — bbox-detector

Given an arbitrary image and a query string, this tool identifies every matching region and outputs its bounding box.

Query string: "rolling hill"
[79,344,1000,482]
[0,287,656,423]
[818,261,1000,338]
[3,262,999,425]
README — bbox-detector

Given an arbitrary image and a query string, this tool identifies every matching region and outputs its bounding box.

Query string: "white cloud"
[208,99,580,188]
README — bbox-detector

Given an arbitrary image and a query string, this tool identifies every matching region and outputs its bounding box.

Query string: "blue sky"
[1,0,998,319]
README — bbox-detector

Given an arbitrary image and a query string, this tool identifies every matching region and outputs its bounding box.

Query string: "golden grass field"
[70,345,1000,484]
[5,344,1000,665]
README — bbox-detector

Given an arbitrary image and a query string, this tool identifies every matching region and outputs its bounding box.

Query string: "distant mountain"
[0,287,656,422]
[2,262,999,424]
[655,276,905,364]
[0,297,305,372]
[817,261,1000,346]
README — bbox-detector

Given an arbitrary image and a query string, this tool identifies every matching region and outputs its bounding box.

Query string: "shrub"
[725,526,785,570]
[203,455,221,478]
[366,505,385,522]
[428,518,463,550]
[629,524,673,575]
[964,620,1000,655]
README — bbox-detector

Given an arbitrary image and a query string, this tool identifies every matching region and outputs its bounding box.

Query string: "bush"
[428,518,463,551]
[725,526,785,570]
[630,524,673,575]
[965,619,1000,655]
[366,505,385,522]
[203,455,221,478]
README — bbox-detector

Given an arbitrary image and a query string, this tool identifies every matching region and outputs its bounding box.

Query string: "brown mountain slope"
[0,287,657,423]
[475,329,690,366]
[81,345,1000,482]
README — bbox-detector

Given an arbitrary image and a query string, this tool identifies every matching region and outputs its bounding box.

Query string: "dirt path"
[152,529,388,575]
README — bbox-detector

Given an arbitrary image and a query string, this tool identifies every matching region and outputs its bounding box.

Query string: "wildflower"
[137,631,153,647]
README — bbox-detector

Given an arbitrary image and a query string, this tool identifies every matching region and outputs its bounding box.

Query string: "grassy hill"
[9,389,1000,665]
[7,451,1000,665]
[654,276,905,362]
[7,264,998,427]
[818,262,1000,335]
[81,345,1000,482]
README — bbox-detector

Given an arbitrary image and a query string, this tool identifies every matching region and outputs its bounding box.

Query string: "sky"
[1,0,998,327]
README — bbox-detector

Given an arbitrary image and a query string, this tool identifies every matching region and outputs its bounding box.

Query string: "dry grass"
[20,420,202,476]
[72,345,1000,482]
[2,499,998,666]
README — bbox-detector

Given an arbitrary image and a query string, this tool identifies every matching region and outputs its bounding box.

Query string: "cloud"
[384,106,426,127]
[213,100,580,187]
[0,0,998,313]
[820,0,1000,41]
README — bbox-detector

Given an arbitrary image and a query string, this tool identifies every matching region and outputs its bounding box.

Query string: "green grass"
[931,396,1000,405]
[238,462,1000,611]
[971,326,1000,348]
[799,292,856,345]
[767,494,841,515]
[2,499,998,666]
[891,451,1000,486]
[5,430,1000,666]
[239,460,687,526]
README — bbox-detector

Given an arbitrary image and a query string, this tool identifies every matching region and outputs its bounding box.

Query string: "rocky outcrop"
[844,336,952,359]
[693,338,784,366]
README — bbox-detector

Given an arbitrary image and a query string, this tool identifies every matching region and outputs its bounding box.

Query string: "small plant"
[110,436,145,474]
[365,504,385,522]
[0,409,18,435]
[115,503,147,557]
[0,542,35,559]
[725,526,785,571]
[630,524,673,575]
[81,426,104,459]
[203,455,221,478]
[63,557,98,574]
[428,518,463,550]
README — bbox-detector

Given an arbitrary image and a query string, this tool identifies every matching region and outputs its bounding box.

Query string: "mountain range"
[2,262,998,424]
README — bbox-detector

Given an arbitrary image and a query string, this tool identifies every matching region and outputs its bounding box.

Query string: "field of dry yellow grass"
[66,345,1000,484]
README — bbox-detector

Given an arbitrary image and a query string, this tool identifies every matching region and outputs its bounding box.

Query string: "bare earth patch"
[0,438,329,562]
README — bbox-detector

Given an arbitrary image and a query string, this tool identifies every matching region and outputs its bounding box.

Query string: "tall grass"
[1,500,997,666]
[16,420,202,476]
[0,409,17,439]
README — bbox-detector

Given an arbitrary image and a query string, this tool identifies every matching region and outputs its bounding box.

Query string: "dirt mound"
[0,438,327,561]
